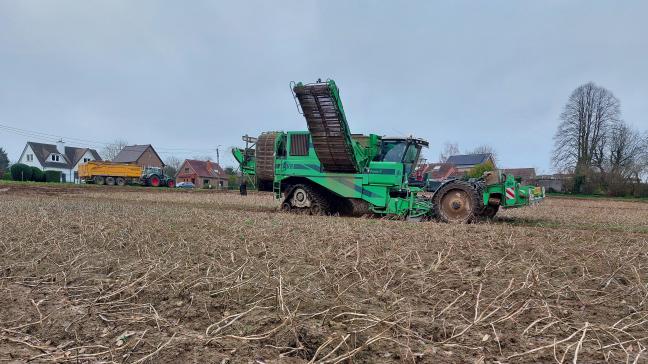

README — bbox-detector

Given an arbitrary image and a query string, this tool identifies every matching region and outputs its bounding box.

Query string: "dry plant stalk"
[0,184,646,362]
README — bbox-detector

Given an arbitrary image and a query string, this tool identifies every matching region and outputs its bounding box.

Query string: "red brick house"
[175,159,228,188]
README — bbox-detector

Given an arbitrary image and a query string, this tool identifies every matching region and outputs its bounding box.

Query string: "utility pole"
[216,145,221,165]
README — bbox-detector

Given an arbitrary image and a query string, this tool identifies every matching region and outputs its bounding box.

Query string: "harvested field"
[0,184,647,363]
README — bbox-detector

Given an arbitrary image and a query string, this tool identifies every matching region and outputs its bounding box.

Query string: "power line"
[0,123,225,155]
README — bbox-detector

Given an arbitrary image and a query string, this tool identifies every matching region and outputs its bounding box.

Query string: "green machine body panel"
[482,172,545,209]
[272,129,425,215]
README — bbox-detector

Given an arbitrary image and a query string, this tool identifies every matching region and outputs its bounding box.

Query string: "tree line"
[553,82,648,196]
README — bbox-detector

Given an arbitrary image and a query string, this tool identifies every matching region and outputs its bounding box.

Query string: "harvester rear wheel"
[106,176,115,186]
[94,176,105,185]
[116,177,126,186]
[433,180,480,223]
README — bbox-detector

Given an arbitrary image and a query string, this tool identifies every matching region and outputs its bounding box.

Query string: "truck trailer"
[78,161,175,187]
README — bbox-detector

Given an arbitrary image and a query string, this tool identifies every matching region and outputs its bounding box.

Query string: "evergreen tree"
[0,148,9,174]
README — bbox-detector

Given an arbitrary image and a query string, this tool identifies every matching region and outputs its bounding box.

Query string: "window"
[184,168,190,173]
[83,158,91,163]
[290,134,309,156]
[51,154,60,162]
[26,154,33,162]
[204,179,210,186]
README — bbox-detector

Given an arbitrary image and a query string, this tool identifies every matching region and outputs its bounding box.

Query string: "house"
[112,144,164,169]
[414,163,458,181]
[175,159,228,189]
[445,153,496,173]
[501,168,536,184]
[17,140,102,183]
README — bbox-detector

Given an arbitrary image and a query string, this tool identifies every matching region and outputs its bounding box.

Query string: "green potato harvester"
[233,79,544,222]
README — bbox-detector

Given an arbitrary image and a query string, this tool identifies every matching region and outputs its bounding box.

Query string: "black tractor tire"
[166,179,175,188]
[94,176,105,185]
[474,182,499,220]
[116,177,126,186]
[106,176,115,186]
[283,183,333,215]
[433,180,481,223]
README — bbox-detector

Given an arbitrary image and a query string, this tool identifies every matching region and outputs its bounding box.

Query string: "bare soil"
[0,184,646,363]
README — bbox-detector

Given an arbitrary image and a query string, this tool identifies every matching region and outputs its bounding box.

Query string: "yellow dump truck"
[78,161,142,186]
[79,161,176,187]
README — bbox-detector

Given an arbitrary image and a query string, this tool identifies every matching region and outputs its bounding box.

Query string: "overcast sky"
[1,1,647,172]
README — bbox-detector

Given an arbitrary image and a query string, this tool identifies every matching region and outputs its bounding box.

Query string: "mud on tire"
[433,180,481,223]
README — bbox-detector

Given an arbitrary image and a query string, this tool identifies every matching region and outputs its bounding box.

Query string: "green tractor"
[233,79,543,222]
[141,167,175,188]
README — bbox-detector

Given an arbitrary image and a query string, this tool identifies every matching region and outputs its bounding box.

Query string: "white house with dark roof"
[17,140,102,183]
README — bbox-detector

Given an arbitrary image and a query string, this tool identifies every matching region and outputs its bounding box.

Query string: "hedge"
[45,170,62,183]
[30,167,45,182]
[466,161,495,179]
[10,163,33,181]
[2,171,11,180]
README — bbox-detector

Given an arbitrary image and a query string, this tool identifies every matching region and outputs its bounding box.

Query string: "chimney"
[56,139,65,154]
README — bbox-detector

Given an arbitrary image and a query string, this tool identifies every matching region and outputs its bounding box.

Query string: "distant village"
[9,139,570,192]
[416,154,567,193]
[14,140,229,189]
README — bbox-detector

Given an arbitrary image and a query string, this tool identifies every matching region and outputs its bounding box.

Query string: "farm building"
[17,140,102,183]
[535,174,572,193]
[175,159,228,189]
[112,144,164,169]
[446,153,496,173]
[501,168,536,184]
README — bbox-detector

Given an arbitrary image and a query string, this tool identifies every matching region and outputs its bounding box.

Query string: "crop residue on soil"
[0,185,647,363]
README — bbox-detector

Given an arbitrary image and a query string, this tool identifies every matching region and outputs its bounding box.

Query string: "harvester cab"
[377,137,429,177]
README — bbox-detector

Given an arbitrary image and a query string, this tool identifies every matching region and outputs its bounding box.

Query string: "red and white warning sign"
[505,187,516,200]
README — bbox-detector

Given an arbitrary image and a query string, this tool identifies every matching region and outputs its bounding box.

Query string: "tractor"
[141,167,175,188]
[233,79,543,222]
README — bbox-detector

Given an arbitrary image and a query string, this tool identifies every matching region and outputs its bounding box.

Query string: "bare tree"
[438,142,460,162]
[552,82,621,173]
[468,144,498,164]
[641,132,648,182]
[101,139,128,161]
[605,122,645,179]
[163,155,183,177]
[192,155,214,162]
